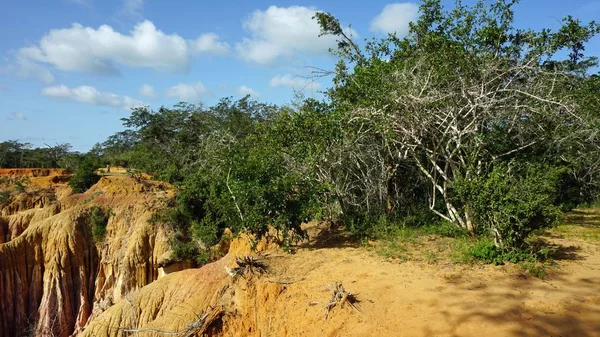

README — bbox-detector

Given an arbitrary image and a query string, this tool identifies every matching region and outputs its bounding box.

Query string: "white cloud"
[41,84,144,110]
[14,57,55,83]
[138,83,155,97]
[121,0,144,18]
[370,3,419,36]
[193,33,230,55]
[15,20,228,78]
[67,0,92,6]
[269,74,321,90]
[236,85,260,97]
[236,6,358,65]
[7,112,28,121]
[165,82,207,102]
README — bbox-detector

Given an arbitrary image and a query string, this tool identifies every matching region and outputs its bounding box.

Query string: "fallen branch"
[119,312,209,336]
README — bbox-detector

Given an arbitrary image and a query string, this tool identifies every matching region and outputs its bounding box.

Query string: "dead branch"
[119,311,216,337]
[226,255,268,279]
[323,282,362,320]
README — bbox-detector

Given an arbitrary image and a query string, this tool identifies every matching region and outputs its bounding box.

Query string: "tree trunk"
[386,154,395,215]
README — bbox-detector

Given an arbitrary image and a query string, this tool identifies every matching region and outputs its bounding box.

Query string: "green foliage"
[421,221,469,238]
[468,240,504,265]
[58,153,87,171]
[194,250,211,265]
[69,159,100,193]
[90,206,110,242]
[81,0,599,260]
[171,240,199,260]
[190,219,219,247]
[150,206,211,262]
[315,0,599,248]
[467,237,555,278]
[0,191,10,205]
[14,177,28,193]
[345,211,461,241]
[0,140,73,168]
[455,163,564,249]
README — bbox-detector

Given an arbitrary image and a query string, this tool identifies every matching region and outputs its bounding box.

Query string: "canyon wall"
[0,170,176,337]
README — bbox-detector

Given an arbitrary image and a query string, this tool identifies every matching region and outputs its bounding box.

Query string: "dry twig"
[323,282,362,320]
[226,255,268,278]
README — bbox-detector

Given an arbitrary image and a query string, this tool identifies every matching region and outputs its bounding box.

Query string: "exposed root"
[225,255,268,279]
[323,282,362,320]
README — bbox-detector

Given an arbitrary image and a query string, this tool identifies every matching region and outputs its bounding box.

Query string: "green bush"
[468,239,503,264]
[150,207,188,231]
[171,240,199,260]
[0,191,10,205]
[191,218,219,247]
[151,206,211,262]
[90,206,110,242]
[69,160,100,193]
[15,178,28,193]
[422,221,469,238]
[455,163,564,249]
[465,237,555,267]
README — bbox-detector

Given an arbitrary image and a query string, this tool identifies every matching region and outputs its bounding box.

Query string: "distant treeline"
[0,141,75,169]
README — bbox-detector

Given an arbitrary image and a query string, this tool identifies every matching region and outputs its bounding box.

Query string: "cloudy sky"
[1,0,599,151]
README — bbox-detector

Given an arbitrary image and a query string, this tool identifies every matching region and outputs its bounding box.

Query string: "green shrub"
[469,239,504,264]
[90,206,110,242]
[194,249,211,265]
[171,240,199,260]
[422,221,470,238]
[0,191,10,205]
[191,218,219,247]
[455,163,563,249]
[466,236,556,274]
[580,196,600,209]
[150,207,188,231]
[151,206,212,263]
[70,160,100,193]
[15,178,28,193]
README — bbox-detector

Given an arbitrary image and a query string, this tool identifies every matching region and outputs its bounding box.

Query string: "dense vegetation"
[2,0,599,266]
[68,159,101,193]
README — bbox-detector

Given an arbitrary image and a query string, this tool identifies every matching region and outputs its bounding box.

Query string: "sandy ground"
[78,209,600,337]
[254,211,600,337]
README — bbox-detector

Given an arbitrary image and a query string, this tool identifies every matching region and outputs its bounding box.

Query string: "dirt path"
[258,214,600,337]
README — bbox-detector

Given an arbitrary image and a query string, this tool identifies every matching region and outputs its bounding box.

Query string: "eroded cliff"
[0,170,176,337]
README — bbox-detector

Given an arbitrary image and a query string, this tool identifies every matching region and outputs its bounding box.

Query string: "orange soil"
[82,212,600,337]
[0,168,71,191]
[0,168,69,177]
[247,223,600,337]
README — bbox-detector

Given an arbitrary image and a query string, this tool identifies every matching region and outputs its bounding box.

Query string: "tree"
[0,140,29,168]
[0,141,73,168]
[69,159,100,193]
[315,0,600,246]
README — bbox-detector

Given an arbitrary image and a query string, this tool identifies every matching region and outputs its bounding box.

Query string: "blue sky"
[1,0,599,152]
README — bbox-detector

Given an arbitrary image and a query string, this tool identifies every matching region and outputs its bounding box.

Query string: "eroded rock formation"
[0,170,176,337]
